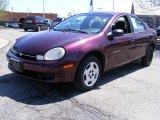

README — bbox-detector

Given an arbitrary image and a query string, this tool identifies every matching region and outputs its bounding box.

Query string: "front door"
[106,34,135,69]
[105,15,135,69]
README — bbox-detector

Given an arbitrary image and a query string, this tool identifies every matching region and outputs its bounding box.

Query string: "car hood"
[14,30,92,55]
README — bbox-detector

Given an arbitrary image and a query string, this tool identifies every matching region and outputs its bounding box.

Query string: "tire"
[37,26,41,32]
[74,56,101,91]
[47,26,50,30]
[141,46,153,67]
[24,28,28,31]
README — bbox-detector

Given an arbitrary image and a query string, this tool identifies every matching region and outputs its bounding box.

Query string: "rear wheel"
[37,26,41,31]
[141,46,153,67]
[74,56,101,91]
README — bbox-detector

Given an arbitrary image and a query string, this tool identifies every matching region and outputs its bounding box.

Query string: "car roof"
[79,11,131,16]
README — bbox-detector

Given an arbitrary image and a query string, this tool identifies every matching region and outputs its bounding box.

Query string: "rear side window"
[36,16,41,21]
[129,16,146,32]
[53,18,62,22]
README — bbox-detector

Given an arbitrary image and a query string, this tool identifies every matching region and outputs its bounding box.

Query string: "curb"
[0,38,9,49]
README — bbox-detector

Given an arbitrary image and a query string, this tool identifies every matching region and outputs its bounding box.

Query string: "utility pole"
[27,8,29,16]
[43,0,45,18]
[11,7,13,21]
[113,0,115,11]
[89,0,93,12]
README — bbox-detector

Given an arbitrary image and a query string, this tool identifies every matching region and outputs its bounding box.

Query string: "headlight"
[44,47,65,60]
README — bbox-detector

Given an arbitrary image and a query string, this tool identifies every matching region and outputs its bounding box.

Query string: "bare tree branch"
[0,0,9,21]
[133,0,160,15]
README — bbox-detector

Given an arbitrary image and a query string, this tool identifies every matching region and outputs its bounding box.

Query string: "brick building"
[1,11,57,22]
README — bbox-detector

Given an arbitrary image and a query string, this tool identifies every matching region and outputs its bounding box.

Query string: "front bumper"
[6,50,76,83]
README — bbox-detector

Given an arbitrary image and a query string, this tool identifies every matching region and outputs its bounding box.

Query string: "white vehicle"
[45,19,52,28]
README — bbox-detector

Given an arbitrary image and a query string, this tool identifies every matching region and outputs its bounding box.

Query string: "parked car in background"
[19,18,25,28]
[51,17,63,27]
[23,16,49,31]
[45,19,52,28]
[155,26,160,36]
[6,12,157,91]
[4,23,9,27]
[8,23,19,28]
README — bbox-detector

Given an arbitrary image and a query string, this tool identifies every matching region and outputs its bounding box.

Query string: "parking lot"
[0,28,160,120]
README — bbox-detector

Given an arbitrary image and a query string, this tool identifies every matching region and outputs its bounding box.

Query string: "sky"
[8,0,132,17]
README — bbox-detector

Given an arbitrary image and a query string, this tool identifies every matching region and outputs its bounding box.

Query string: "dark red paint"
[6,12,157,83]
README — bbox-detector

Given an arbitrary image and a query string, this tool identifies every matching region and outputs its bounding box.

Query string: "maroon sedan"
[6,12,157,91]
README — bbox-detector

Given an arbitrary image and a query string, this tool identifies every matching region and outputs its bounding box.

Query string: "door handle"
[112,50,121,54]
[129,39,135,44]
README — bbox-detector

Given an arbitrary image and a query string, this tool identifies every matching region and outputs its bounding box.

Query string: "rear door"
[128,16,149,60]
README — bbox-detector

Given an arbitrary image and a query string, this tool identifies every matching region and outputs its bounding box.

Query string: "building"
[1,11,57,22]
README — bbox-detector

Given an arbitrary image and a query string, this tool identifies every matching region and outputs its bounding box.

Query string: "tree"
[133,0,160,28]
[0,0,9,20]
[133,0,160,15]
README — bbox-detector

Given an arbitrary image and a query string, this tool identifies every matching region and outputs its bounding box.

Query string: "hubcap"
[83,62,99,87]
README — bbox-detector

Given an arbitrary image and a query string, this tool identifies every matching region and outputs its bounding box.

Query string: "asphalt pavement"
[0,38,9,49]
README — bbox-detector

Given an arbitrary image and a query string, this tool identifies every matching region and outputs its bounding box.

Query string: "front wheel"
[74,56,101,91]
[141,46,153,67]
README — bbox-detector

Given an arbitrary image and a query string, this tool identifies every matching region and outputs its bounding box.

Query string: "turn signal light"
[63,64,74,68]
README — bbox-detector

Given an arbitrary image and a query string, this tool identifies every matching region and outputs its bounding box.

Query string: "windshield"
[53,13,113,34]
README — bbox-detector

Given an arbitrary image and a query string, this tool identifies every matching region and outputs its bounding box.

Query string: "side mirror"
[107,29,124,40]
[112,29,124,37]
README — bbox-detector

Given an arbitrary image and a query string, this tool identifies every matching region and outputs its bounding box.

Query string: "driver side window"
[112,16,131,34]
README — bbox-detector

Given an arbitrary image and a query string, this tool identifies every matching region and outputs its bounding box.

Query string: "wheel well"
[78,51,105,75]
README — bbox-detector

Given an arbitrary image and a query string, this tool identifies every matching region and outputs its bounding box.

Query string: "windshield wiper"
[75,30,91,34]
[59,28,90,34]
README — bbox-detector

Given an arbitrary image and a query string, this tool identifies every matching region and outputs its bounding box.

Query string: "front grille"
[12,47,36,61]
[9,64,54,80]
[15,52,36,61]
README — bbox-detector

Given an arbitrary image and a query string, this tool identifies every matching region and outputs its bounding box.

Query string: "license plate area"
[26,20,32,23]
[10,58,24,73]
